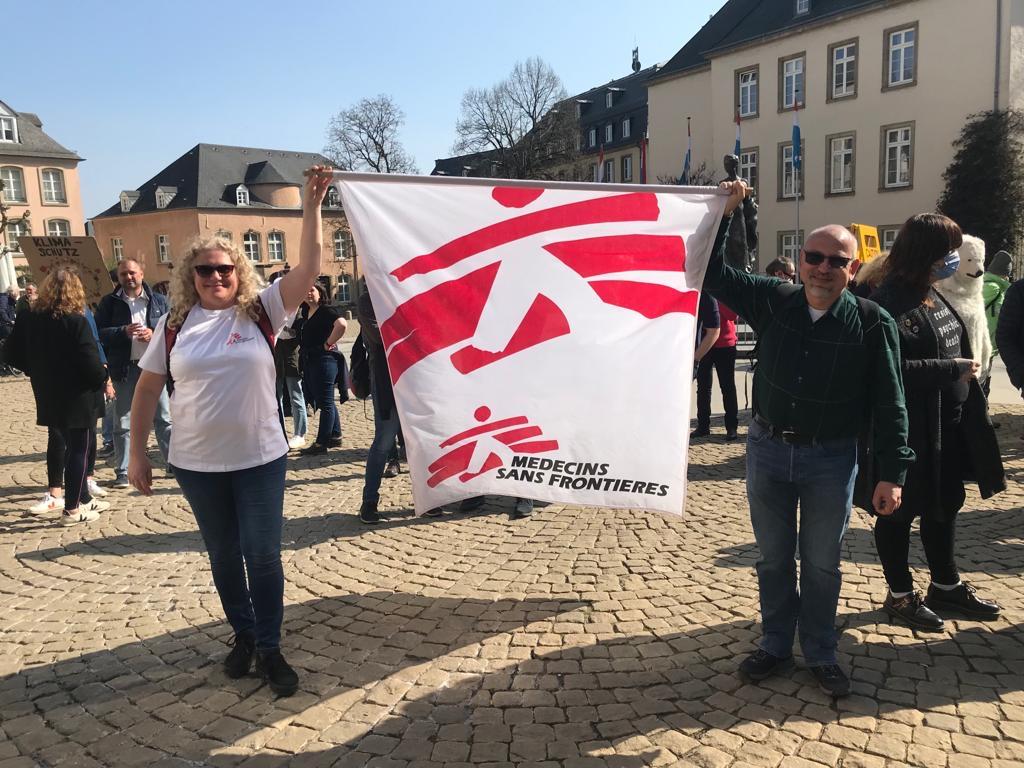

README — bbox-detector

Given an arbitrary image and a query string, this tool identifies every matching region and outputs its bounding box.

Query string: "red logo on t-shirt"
[226,332,254,346]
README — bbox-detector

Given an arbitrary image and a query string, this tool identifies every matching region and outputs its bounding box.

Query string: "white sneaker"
[29,493,63,514]
[61,500,108,526]
[87,479,109,497]
[288,436,307,450]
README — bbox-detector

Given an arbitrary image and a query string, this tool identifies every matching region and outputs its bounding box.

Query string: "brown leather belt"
[752,414,817,446]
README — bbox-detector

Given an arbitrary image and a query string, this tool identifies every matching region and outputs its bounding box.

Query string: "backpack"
[164,297,275,396]
[349,333,370,400]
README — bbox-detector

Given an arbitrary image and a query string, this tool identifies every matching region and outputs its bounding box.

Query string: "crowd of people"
[2,169,1024,701]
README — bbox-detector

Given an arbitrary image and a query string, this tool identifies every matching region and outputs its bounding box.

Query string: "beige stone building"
[91,144,358,303]
[0,100,85,289]
[647,0,1024,268]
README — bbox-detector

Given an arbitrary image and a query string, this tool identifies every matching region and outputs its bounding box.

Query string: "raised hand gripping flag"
[335,174,727,516]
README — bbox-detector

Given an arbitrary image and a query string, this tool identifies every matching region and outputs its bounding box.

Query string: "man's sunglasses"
[803,251,853,270]
[194,264,236,277]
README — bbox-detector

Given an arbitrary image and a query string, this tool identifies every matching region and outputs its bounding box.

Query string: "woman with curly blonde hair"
[3,268,110,524]
[128,166,334,697]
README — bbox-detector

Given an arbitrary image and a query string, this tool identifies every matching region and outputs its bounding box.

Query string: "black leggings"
[47,427,97,489]
[52,427,95,510]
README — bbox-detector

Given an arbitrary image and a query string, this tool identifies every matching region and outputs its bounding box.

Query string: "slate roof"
[653,0,890,80]
[94,143,329,219]
[0,101,82,161]
[574,63,660,126]
[431,149,500,177]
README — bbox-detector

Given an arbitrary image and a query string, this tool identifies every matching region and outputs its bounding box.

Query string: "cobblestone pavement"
[3,376,1024,768]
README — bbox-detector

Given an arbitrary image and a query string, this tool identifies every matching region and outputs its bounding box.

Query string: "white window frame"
[591,164,599,182]
[156,191,174,209]
[621,155,633,182]
[780,230,805,261]
[795,0,810,15]
[267,231,285,262]
[887,27,916,87]
[0,166,26,203]
[829,135,855,194]
[243,231,261,261]
[622,117,631,138]
[5,221,28,251]
[605,91,614,108]
[157,234,170,263]
[120,193,135,213]
[603,159,614,183]
[588,128,596,148]
[884,125,913,188]
[41,168,67,204]
[236,185,250,206]
[337,228,354,262]
[738,69,759,117]
[325,187,340,208]
[112,238,124,260]
[781,143,801,198]
[739,149,758,193]
[0,116,16,142]
[782,56,804,109]
[832,43,856,99]
[880,227,899,251]
[336,274,351,304]
[46,219,71,237]
[605,124,613,143]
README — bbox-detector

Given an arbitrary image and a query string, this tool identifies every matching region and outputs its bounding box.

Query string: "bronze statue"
[723,154,758,272]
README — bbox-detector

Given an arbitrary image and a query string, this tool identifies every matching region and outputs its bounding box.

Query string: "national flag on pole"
[335,173,728,516]
[679,117,692,184]
[596,143,605,182]
[639,133,648,184]
[792,103,802,170]
[734,107,742,156]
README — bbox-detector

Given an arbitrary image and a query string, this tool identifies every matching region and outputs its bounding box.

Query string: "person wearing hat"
[984,250,1013,396]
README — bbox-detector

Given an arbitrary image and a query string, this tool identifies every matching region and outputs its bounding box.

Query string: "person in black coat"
[869,214,1005,631]
[996,274,1024,396]
[2,268,110,524]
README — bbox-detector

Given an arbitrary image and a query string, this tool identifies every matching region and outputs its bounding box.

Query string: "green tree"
[938,109,1024,260]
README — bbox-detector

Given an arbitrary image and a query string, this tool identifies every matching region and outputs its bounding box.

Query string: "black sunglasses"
[803,250,853,270]
[194,264,236,277]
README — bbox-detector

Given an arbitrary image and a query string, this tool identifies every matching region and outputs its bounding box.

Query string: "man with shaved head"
[702,182,913,698]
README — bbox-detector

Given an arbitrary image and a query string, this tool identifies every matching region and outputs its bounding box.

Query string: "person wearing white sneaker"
[29,492,62,514]
[2,269,109,525]
[62,498,109,526]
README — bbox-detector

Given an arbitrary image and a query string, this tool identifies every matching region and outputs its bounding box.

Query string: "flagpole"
[793,91,802,282]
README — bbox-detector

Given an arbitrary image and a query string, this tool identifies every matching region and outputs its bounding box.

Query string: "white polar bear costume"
[935,234,992,380]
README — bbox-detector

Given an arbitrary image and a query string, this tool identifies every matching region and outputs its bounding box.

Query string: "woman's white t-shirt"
[140,283,293,472]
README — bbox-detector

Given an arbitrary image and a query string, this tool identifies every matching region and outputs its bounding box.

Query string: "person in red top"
[694,301,740,441]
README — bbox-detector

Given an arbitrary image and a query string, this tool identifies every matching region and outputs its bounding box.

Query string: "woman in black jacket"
[3,268,110,524]
[870,214,1005,631]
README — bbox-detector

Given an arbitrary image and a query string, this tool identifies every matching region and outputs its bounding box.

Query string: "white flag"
[336,174,726,516]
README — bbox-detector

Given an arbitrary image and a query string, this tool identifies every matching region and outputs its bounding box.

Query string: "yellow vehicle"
[848,223,881,263]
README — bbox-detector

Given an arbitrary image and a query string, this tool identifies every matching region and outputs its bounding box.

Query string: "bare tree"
[454,57,578,180]
[324,94,418,174]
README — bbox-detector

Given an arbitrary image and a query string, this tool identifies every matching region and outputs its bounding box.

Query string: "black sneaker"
[422,507,444,518]
[255,650,298,697]
[359,501,381,524]
[689,427,710,439]
[926,582,1001,620]
[458,496,486,512]
[738,649,793,682]
[511,498,534,519]
[725,431,739,442]
[224,632,255,678]
[327,437,343,448]
[883,591,944,631]
[300,443,328,456]
[383,459,401,478]
[809,664,851,697]
[98,443,115,458]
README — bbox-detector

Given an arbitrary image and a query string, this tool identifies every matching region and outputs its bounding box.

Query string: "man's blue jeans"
[172,453,287,651]
[113,362,171,476]
[362,379,402,505]
[276,375,307,438]
[745,419,857,666]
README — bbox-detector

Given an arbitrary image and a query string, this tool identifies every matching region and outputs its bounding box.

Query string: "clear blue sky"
[8,0,721,219]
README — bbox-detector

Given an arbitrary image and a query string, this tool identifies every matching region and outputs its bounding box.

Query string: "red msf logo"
[381,187,698,384]
[427,405,558,488]
[226,332,254,346]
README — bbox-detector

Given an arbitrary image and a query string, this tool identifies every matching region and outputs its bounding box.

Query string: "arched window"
[243,231,261,261]
[0,167,25,203]
[236,184,249,206]
[215,229,232,241]
[46,219,71,237]
[325,187,340,207]
[41,168,66,204]
[267,231,285,262]
[333,229,353,260]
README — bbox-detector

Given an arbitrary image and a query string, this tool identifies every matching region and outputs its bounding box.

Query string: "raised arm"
[278,166,333,314]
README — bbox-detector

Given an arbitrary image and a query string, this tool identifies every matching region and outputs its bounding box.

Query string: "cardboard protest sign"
[18,236,111,305]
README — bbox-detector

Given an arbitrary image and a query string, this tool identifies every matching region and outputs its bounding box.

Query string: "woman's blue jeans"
[745,419,857,666]
[362,377,402,504]
[277,375,307,438]
[172,453,288,651]
[304,352,341,446]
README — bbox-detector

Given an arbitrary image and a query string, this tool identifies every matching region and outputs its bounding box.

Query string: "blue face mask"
[932,250,960,280]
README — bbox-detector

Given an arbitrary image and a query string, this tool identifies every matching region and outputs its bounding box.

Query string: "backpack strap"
[254,297,276,352]
[164,320,180,396]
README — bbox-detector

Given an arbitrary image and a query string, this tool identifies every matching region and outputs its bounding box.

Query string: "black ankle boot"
[224,632,256,678]
[256,649,298,697]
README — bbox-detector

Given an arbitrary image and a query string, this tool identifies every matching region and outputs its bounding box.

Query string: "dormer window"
[795,0,810,15]
[120,194,133,213]
[605,91,614,108]
[155,189,175,209]
[325,187,340,207]
[0,116,16,143]
[236,184,249,206]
